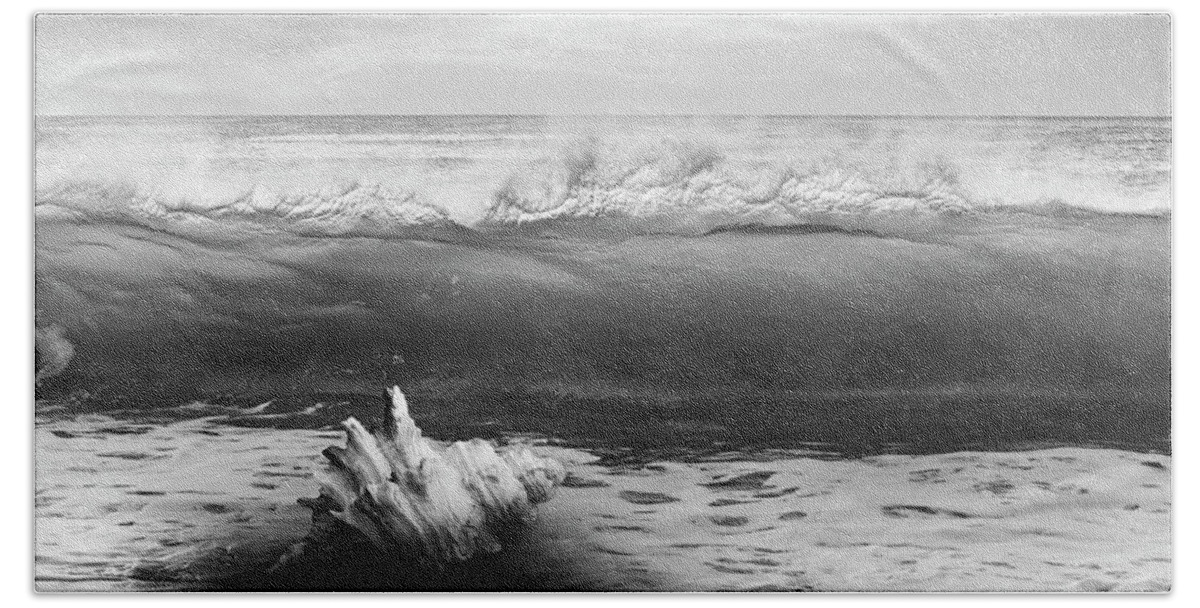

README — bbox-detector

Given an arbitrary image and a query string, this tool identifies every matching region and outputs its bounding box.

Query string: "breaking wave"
[33,117,1172,455]
[486,138,969,231]
[484,138,1169,232]
[35,181,464,239]
[35,138,1169,241]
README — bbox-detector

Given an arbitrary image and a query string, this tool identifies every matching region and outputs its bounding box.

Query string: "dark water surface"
[36,216,1170,457]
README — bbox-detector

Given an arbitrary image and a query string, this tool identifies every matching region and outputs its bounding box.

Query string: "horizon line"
[33,112,1174,120]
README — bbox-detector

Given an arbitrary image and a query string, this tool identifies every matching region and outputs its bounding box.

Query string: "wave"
[485,139,968,231]
[36,138,1170,242]
[35,181,469,240]
[33,213,1171,453]
[481,138,1169,234]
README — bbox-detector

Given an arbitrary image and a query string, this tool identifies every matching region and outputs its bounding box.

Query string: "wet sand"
[34,416,1171,592]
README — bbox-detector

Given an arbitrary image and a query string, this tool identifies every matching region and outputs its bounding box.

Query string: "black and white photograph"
[31,12,1172,593]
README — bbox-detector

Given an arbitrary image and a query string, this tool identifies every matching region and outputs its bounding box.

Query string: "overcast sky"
[35,13,1170,116]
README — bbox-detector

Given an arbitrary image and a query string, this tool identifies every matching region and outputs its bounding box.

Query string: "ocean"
[33,114,1172,457]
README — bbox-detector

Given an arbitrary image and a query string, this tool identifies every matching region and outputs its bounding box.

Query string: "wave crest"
[483,139,975,232]
[36,138,1169,241]
[480,138,1170,237]
[36,181,464,239]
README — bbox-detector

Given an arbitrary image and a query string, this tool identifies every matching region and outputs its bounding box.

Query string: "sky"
[35,13,1171,116]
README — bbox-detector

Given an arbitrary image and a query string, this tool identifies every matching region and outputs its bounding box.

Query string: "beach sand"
[34,416,1171,592]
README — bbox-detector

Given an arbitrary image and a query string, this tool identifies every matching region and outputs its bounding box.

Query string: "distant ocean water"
[34,115,1171,456]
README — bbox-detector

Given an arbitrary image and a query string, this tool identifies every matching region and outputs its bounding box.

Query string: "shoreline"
[34,416,1171,592]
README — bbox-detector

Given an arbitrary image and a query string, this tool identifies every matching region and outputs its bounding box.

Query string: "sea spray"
[35,324,75,385]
